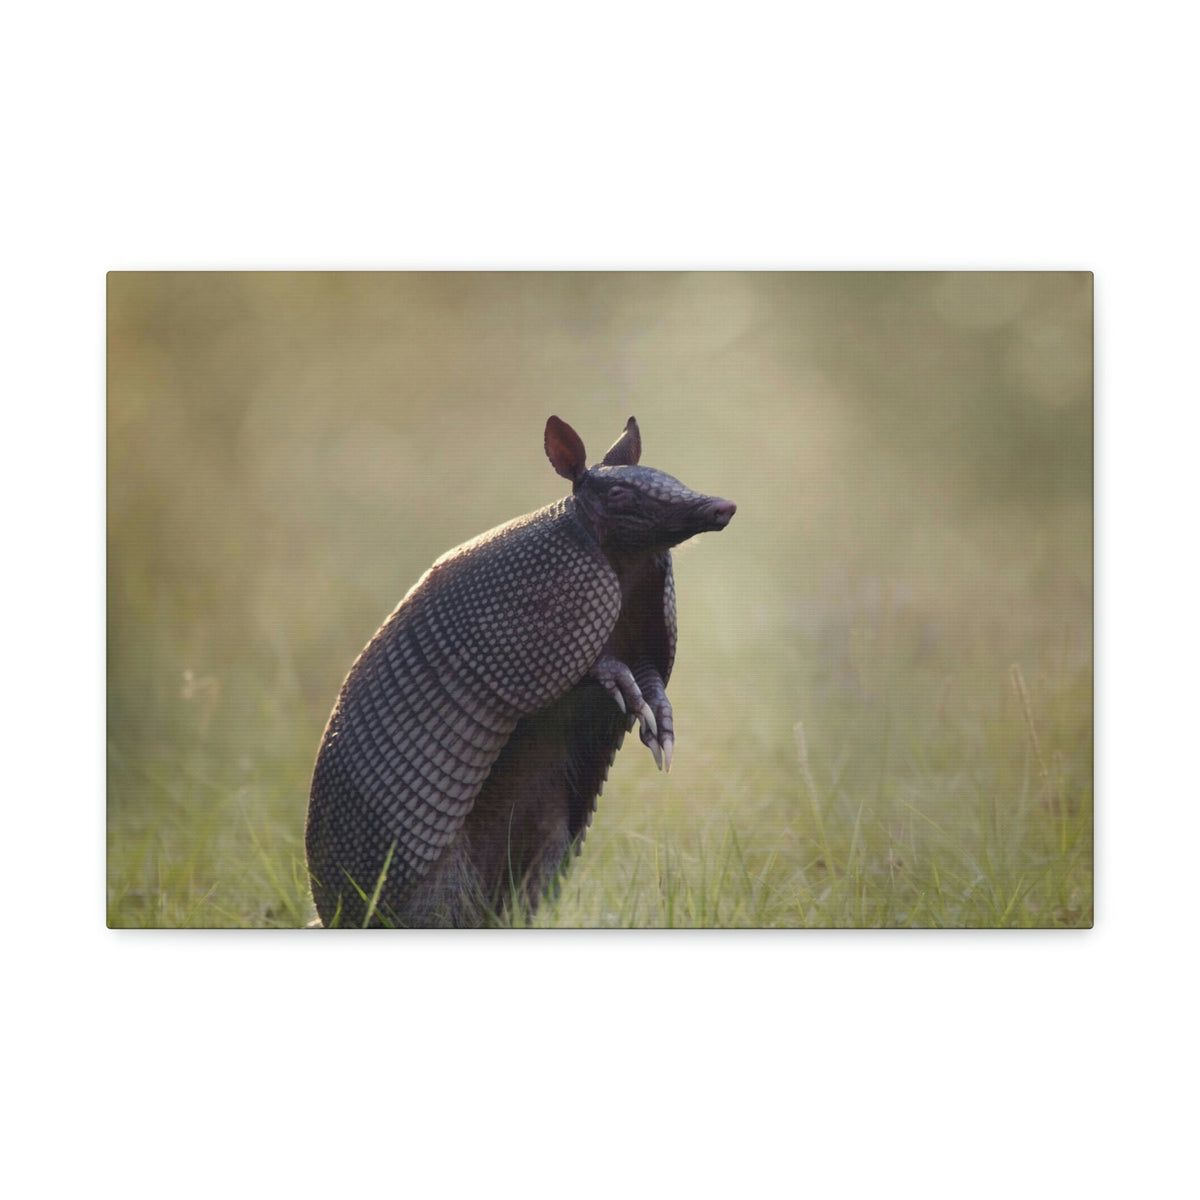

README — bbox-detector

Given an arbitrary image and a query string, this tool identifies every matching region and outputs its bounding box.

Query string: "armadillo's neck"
[563,492,614,556]
[566,491,668,579]
[566,489,604,547]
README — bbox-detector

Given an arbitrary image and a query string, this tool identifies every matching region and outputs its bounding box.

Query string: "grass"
[516,650,1091,930]
[107,535,1092,929]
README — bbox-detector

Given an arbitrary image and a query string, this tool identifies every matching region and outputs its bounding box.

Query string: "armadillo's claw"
[592,654,645,726]
[637,701,657,740]
[639,714,665,770]
[661,733,673,773]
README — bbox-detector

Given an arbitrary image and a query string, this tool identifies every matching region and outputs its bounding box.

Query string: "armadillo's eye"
[607,485,635,509]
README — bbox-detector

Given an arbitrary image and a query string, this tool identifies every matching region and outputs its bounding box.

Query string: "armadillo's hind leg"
[590,654,658,749]
[634,665,674,773]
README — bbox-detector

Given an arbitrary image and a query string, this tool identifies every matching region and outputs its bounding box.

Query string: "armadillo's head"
[545,415,736,552]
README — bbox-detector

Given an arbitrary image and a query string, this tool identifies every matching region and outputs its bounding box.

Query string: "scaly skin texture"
[305,416,735,927]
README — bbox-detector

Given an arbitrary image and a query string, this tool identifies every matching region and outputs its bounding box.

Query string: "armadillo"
[305,415,736,927]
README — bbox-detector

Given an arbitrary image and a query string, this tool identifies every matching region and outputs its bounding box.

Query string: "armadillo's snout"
[704,498,737,530]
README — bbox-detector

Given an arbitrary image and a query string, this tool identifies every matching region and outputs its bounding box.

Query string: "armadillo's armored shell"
[306,497,621,925]
[661,554,677,682]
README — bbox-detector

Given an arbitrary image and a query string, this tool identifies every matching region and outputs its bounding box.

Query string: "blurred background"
[107,272,1092,927]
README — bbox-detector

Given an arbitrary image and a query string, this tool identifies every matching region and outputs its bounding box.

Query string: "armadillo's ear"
[601,416,641,466]
[545,416,588,481]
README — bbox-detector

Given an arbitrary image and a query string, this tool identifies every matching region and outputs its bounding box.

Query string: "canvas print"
[107,272,1093,928]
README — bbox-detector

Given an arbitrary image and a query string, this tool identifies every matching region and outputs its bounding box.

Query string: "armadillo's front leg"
[590,654,659,750]
[634,664,674,773]
[588,655,674,773]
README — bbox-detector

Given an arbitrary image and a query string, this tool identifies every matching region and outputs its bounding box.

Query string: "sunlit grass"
[108,597,1091,928]
[519,640,1092,929]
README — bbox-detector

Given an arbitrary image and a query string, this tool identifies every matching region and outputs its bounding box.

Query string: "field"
[107,271,1092,928]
